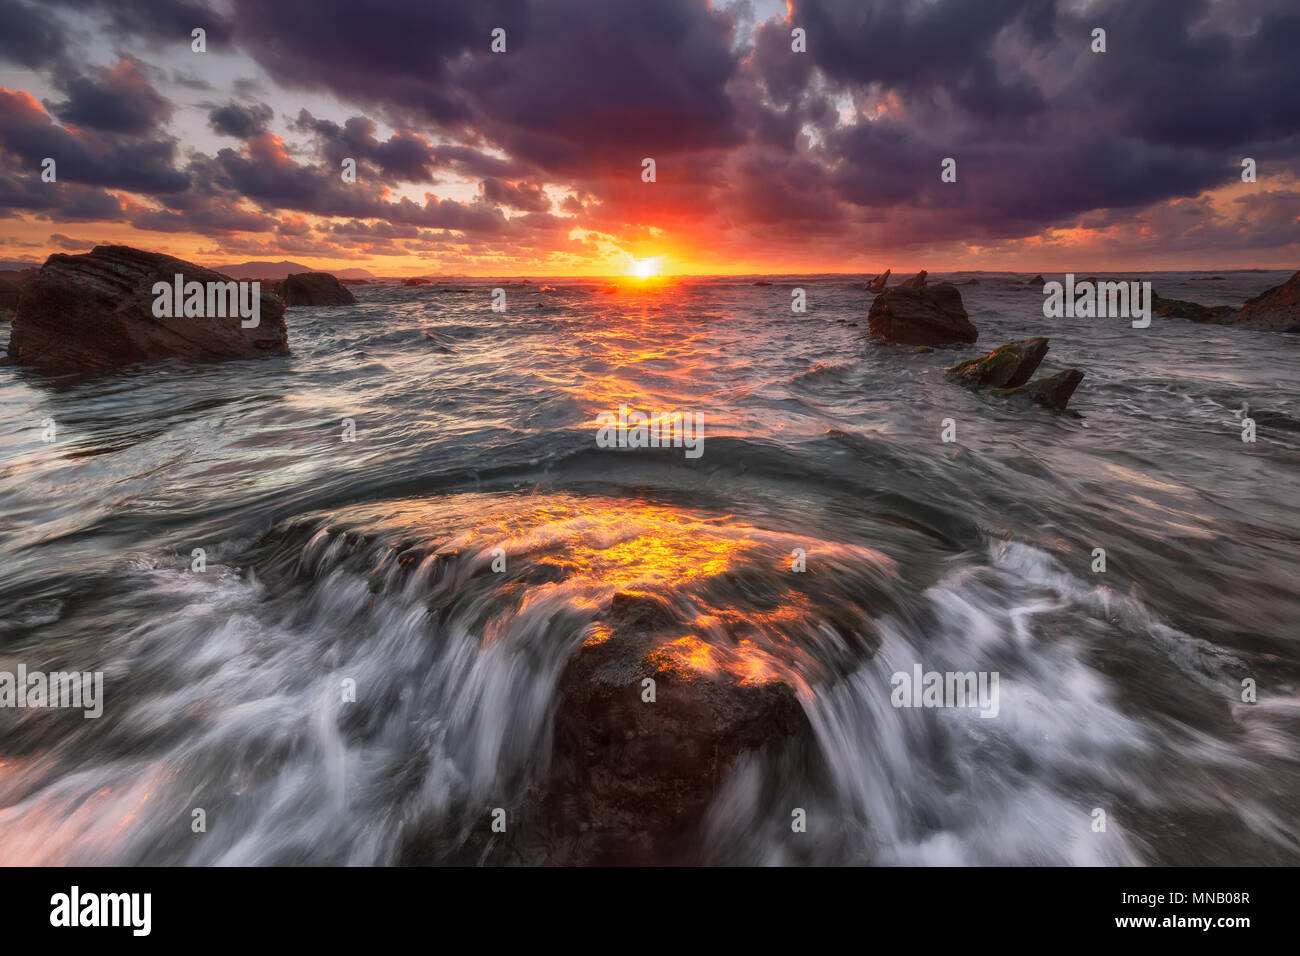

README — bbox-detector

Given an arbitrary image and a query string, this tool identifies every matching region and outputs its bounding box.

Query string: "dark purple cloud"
[209,102,274,139]
[49,57,173,135]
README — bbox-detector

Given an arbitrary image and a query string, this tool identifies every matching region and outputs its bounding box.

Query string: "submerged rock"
[1229,270,1300,332]
[992,369,1085,411]
[867,268,890,292]
[948,337,1049,389]
[282,272,356,306]
[549,590,808,863]
[867,283,978,347]
[1152,293,1237,324]
[6,245,287,371]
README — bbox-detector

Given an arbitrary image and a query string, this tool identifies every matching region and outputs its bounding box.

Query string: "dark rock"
[963,278,980,285]
[1151,292,1237,324]
[753,280,772,286]
[900,269,928,289]
[402,277,431,286]
[948,337,1049,389]
[1228,270,1300,332]
[0,268,37,318]
[866,268,890,292]
[282,272,356,306]
[6,245,287,371]
[867,283,978,347]
[992,369,1085,411]
[1026,274,1046,287]
[549,590,809,863]
[339,278,371,286]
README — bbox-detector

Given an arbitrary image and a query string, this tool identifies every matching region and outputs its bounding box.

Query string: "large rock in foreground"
[7,246,287,370]
[948,337,1049,388]
[0,268,37,319]
[548,590,808,864]
[1230,270,1300,332]
[868,283,978,347]
[282,271,356,306]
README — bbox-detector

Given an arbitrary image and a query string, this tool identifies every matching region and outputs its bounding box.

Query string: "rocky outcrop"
[0,268,37,319]
[948,337,1049,388]
[867,283,978,347]
[946,337,1084,410]
[1152,293,1237,324]
[282,272,356,306]
[992,369,1085,411]
[900,269,928,289]
[1229,270,1300,332]
[1026,274,1046,287]
[867,269,890,292]
[6,245,287,371]
[547,590,808,863]
[402,277,431,286]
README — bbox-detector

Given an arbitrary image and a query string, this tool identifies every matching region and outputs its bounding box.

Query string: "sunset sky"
[1,0,1298,276]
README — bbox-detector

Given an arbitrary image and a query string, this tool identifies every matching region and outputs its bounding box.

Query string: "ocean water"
[1,271,1298,865]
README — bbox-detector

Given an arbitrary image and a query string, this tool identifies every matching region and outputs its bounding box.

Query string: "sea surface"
[1,271,1298,865]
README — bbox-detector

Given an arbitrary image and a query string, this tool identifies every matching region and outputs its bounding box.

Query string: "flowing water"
[1,272,1298,865]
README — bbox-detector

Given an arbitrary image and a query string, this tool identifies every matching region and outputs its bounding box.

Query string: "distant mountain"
[215,260,377,280]
[0,258,41,271]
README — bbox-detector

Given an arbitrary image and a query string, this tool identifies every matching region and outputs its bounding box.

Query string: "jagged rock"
[6,245,287,371]
[867,283,978,347]
[948,337,1049,388]
[867,269,890,292]
[1026,274,1046,287]
[1229,270,1300,332]
[900,270,928,289]
[1152,293,1237,324]
[992,369,1085,411]
[282,272,356,306]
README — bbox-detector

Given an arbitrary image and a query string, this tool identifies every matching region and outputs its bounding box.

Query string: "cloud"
[49,57,173,135]
[209,102,274,139]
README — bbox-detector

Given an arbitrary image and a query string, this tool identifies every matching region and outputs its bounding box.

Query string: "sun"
[630,256,662,279]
